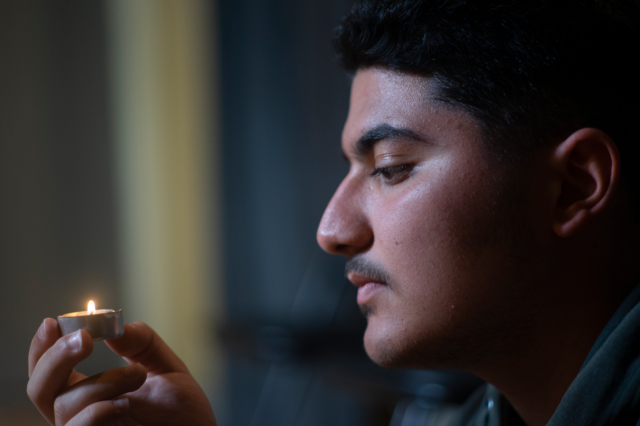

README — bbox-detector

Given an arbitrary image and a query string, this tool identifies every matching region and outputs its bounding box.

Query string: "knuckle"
[83,402,120,424]
[121,364,144,381]
[119,365,132,378]
[83,403,99,419]
[51,337,69,356]
[26,381,44,406]
[53,397,72,423]
[25,382,37,402]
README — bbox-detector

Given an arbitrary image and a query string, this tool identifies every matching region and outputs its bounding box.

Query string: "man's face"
[317,68,539,370]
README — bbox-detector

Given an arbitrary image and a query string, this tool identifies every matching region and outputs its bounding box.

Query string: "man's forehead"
[348,68,431,119]
[342,68,450,152]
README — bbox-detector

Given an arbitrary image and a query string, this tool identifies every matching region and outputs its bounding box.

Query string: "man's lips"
[348,273,387,305]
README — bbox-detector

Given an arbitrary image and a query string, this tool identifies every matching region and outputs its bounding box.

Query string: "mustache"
[344,255,393,286]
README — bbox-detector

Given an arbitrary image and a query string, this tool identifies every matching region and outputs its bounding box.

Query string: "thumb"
[105,322,189,375]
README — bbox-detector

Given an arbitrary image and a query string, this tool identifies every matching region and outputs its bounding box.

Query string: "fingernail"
[113,398,129,412]
[124,363,143,378]
[67,330,83,353]
[37,319,47,340]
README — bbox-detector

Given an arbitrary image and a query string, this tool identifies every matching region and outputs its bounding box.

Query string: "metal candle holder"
[58,309,124,341]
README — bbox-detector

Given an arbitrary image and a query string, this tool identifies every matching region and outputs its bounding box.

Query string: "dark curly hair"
[334,0,640,207]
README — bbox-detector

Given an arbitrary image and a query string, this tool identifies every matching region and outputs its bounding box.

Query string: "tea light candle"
[58,300,124,341]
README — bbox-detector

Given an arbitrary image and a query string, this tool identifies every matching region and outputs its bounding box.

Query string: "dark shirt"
[452,284,640,426]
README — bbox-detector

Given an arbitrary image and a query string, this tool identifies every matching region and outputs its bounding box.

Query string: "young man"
[27,1,640,425]
[317,0,640,424]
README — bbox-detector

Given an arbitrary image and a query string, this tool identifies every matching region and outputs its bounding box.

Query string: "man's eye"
[370,164,411,183]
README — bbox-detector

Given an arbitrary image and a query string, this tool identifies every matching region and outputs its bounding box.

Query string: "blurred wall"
[219,0,354,323]
[0,0,119,423]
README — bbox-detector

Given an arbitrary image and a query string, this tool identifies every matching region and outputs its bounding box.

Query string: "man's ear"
[552,128,620,237]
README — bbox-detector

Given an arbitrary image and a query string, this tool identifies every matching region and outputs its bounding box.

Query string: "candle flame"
[88,300,96,315]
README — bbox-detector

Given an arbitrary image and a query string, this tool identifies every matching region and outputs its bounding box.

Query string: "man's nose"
[317,177,373,257]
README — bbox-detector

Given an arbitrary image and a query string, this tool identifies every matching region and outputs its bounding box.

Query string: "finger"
[105,322,189,374]
[28,319,87,413]
[29,318,61,378]
[27,329,93,423]
[65,398,133,426]
[54,364,146,425]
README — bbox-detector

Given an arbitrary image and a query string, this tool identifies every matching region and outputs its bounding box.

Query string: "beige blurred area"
[0,0,222,424]
[106,0,223,390]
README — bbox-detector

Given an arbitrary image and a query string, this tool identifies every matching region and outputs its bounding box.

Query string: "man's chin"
[364,337,404,368]
[360,307,398,366]
[362,321,411,369]
[362,320,455,370]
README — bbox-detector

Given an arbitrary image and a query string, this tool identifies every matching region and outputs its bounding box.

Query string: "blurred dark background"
[0,1,481,425]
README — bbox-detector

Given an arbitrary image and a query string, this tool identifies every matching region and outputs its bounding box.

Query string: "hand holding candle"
[58,300,124,340]
[27,315,216,425]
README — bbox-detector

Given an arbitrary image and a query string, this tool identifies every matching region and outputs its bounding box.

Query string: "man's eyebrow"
[352,123,428,159]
